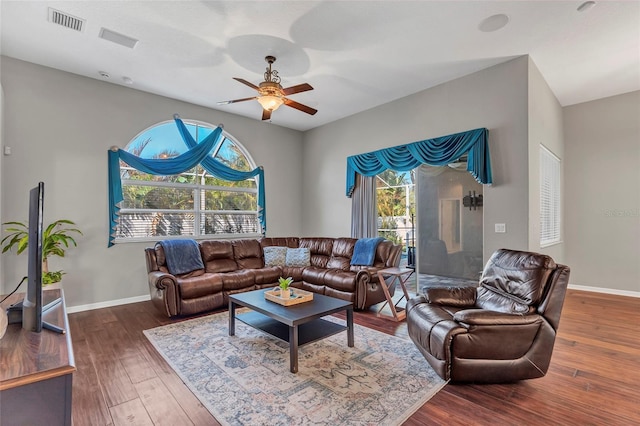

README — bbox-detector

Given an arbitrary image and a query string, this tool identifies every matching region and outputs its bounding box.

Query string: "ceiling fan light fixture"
[257,95,284,111]
[219,55,316,119]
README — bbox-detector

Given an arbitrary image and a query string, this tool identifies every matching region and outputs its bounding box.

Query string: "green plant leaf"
[2,219,81,261]
[43,270,65,285]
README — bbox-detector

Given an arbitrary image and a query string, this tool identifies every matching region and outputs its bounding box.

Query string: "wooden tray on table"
[264,288,314,306]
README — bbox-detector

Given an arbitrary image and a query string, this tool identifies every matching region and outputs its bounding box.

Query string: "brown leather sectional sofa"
[145,237,402,318]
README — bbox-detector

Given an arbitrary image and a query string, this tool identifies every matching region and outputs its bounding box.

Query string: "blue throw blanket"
[160,239,204,275]
[350,237,385,266]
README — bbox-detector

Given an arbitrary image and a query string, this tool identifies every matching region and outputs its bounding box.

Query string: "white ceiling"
[1,1,639,131]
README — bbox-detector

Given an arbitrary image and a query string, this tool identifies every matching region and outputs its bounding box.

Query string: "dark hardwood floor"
[68,289,640,425]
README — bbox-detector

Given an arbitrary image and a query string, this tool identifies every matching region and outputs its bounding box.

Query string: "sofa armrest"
[453,309,542,326]
[148,271,179,317]
[424,287,477,307]
[354,269,373,309]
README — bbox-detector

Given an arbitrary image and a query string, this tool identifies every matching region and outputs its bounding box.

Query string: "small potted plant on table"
[278,277,293,299]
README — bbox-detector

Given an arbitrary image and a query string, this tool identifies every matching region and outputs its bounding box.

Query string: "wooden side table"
[376,267,414,321]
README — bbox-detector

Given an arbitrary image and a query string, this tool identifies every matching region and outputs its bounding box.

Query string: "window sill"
[540,240,563,249]
[113,233,263,245]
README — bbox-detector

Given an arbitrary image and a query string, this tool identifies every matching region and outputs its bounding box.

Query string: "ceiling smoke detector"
[48,8,85,32]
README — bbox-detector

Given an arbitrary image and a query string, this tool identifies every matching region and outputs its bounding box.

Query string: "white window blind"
[540,145,561,246]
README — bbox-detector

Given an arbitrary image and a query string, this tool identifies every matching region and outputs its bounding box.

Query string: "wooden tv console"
[0,288,75,426]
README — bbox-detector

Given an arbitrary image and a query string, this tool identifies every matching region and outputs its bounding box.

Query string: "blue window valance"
[107,116,266,247]
[346,127,492,197]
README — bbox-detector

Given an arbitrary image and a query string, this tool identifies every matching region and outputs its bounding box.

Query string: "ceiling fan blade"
[283,98,318,115]
[262,109,272,121]
[217,97,256,105]
[282,83,314,96]
[233,77,259,90]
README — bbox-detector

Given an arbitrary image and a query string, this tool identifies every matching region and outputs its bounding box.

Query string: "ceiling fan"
[218,56,317,121]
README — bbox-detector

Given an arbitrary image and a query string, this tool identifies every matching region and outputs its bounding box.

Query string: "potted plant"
[1,219,82,285]
[277,276,293,299]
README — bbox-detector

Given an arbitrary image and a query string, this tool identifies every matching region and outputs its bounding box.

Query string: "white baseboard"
[568,284,640,298]
[66,294,151,314]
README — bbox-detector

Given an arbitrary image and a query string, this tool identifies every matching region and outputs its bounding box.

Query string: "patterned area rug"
[144,311,446,426]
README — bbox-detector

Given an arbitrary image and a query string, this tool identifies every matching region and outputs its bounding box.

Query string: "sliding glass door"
[416,163,483,280]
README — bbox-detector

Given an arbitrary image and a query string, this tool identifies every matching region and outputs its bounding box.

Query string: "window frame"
[114,119,261,244]
[540,144,562,247]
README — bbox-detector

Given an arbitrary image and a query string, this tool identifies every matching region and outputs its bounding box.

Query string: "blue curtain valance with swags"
[108,116,266,247]
[346,128,492,197]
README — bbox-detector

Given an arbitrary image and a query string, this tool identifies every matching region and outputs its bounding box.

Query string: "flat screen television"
[7,182,65,333]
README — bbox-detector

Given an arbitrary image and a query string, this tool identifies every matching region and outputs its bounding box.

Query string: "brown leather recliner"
[406,248,570,383]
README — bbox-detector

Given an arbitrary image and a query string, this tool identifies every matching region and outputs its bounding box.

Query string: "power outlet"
[495,223,506,233]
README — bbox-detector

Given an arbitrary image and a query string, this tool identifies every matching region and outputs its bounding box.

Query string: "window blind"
[540,145,561,246]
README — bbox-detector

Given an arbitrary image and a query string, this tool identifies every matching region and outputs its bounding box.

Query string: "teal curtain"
[108,116,266,247]
[346,128,491,196]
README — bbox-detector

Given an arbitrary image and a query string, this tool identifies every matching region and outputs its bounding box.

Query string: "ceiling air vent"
[98,28,138,49]
[48,8,85,32]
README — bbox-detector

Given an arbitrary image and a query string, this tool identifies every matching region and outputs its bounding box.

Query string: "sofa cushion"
[200,240,238,273]
[233,239,263,269]
[300,238,334,268]
[252,266,284,285]
[263,246,287,267]
[323,270,356,292]
[302,266,328,284]
[178,273,224,299]
[281,266,305,282]
[221,270,256,291]
[373,240,396,268]
[477,249,557,313]
[327,238,357,271]
[285,247,311,267]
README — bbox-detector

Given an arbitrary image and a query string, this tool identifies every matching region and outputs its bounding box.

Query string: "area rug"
[144,311,447,426]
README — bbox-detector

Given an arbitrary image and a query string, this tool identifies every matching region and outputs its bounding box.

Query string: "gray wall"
[0,57,304,306]
[564,91,640,293]
[527,57,565,262]
[2,55,637,307]
[302,57,532,262]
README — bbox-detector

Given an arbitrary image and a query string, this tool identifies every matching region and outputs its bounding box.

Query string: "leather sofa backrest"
[259,237,300,248]
[154,243,205,278]
[476,248,557,314]
[233,239,263,269]
[376,240,402,268]
[327,238,357,271]
[299,238,334,268]
[200,240,237,273]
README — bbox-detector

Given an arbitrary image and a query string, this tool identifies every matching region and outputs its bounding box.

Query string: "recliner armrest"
[424,286,477,307]
[453,309,542,326]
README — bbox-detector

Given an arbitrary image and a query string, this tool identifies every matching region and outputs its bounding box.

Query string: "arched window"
[114,119,260,242]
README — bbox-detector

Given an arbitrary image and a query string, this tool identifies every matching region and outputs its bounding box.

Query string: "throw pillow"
[286,247,311,267]
[263,246,287,267]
